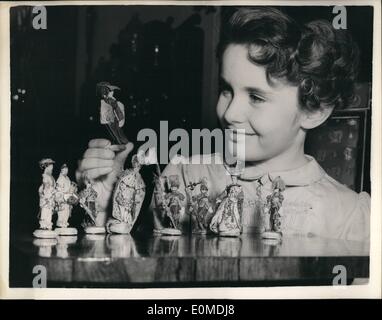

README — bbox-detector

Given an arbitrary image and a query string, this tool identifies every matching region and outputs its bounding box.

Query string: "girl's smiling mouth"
[227,127,257,142]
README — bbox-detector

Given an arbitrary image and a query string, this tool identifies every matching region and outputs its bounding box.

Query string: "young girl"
[76,7,370,242]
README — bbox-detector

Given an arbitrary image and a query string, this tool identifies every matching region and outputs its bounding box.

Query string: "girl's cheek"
[248,112,266,133]
[216,97,224,116]
[216,99,229,124]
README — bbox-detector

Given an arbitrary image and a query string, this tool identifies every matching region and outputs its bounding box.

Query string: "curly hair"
[217,7,360,111]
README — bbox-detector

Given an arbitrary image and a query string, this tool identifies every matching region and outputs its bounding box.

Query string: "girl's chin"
[227,139,262,160]
[226,147,257,163]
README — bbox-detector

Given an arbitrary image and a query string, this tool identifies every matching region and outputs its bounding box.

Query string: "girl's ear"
[300,106,334,130]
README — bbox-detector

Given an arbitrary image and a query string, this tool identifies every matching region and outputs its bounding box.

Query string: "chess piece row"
[153,172,286,240]
[35,156,285,240]
[34,153,148,238]
[34,159,79,238]
[153,174,246,237]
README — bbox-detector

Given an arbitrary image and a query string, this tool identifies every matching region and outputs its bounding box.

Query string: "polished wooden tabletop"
[13,232,369,286]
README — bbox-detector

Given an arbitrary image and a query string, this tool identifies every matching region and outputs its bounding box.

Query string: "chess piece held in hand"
[54,164,79,236]
[106,154,146,234]
[34,158,57,239]
[97,81,129,145]
[261,176,285,242]
[210,183,244,237]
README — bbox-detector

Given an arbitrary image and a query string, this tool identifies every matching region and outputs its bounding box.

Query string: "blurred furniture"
[306,83,371,193]
[79,7,218,142]
[10,6,80,234]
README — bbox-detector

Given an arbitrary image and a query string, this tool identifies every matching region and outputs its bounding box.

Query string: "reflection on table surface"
[12,233,369,285]
[17,233,369,260]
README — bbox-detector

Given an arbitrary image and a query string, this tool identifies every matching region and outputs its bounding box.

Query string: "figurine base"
[219,230,241,237]
[262,238,281,246]
[55,227,77,236]
[33,238,58,246]
[57,235,78,244]
[157,228,182,236]
[261,231,282,241]
[85,226,106,234]
[107,222,131,234]
[160,235,181,241]
[192,230,207,235]
[33,229,57,239]
[84,234,105,241]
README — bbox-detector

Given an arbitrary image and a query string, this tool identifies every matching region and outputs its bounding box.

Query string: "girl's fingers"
[78,158,114,171]
[83,148,115,160]
[84,167,113,180]
[108,144,127,152]
[88,139,111,148]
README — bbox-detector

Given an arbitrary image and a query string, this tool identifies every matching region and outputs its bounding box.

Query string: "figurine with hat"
[55,163,78,236]
[261,175,286,242]
[210,177,244,237]
[186,177,214,234]
[34,158,57,238]
[156,174,186,235]
[97,81,129,144]
[79,174,104,234]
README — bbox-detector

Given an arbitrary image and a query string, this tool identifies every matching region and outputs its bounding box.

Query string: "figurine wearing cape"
[106,154,146,234]
[210,182,244,237]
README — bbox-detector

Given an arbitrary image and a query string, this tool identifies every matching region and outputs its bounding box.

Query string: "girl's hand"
[75,139,134,213]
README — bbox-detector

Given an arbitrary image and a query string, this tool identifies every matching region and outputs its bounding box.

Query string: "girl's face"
[216,44,306,163]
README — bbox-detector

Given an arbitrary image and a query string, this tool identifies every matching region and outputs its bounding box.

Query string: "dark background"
[10,5,373,236]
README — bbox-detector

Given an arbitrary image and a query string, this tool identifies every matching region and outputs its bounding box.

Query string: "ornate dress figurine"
[79,175,104,234]
[187,177,214,234]
[55,164,78,235]
[34,158,57,238]
[153,173,186,236]
[210,183,244,237]
[261,176,286,241]
[97,81,129,144]
[106,154,146,234]
[161,175,185,235]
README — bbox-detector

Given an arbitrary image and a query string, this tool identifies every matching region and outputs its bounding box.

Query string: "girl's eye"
[219,81,233,98]
[249,93,265,104]
[221,89,232,98]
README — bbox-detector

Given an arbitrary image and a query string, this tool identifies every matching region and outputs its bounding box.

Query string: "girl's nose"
[223,97,246,125]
